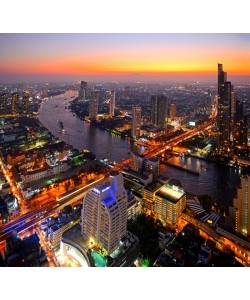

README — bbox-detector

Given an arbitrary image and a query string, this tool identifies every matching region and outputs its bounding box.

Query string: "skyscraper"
[232,176,250,237]
[89,90,99,118]
[21,91,29,115]
[109,90,115,117]
[151,95,168,128]
[169,103,176,119]
[131,106,141,139]
[81,171,128,255]
[217,63,232,152]
[11,92,19,115]
[79,81,87,100]
[0,93,8,116]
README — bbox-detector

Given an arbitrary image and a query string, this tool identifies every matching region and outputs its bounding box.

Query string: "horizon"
[0,33,250,84]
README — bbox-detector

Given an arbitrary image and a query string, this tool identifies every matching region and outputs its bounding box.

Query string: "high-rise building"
[130,151,145,173]
[169,103,176,119]
[154,183,186,226]
[109,90,115,117]
[79,81,87,100]
[21,91,29,115]
[232,176,250,238]
[11,92,19,115]
[131,106,141,139]
[217,63,232,152]
[81,171,128,255]
[151,95,168,128]
[0,93,8,116]
[89,90,99,118]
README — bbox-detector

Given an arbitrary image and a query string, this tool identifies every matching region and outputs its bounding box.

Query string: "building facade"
[0,93,8,116]
[89,90,99,118]
[169,103,176,119]
[11,92,19,115]
[232,176,250,238]
[79,81,87,100]
[81,171,128,255]
[109,90,115,117]
[21,91,29,115]
[131,106,141,139]
[154,183,186,226]
[151,94,168,128]
[217,63,232,152]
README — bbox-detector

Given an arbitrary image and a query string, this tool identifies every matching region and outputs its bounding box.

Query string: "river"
[38,91,137,163]
[38,91,249,206]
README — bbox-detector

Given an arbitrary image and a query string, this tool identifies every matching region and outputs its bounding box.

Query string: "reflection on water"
[160,156,249,206]
[38,92,250,206]
[38,92,137,163]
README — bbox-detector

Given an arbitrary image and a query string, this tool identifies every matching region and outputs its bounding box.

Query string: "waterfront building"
[232,176,250,238]
[142,181,165,214]
[145,157,160,180]
[109,90,115,117]
[79,81,87,101]
[89,90,99,118]
[122,167,153,197]
[151,94,168,128]
[154,183,186,226]
[169,103,176,119]
[11,92,19,115]
[130,151,145,173]
[21,91,29,115]
[0,93,8,116]
[131,106,141,139]
[81,171,128,255]
[217,63,233,152]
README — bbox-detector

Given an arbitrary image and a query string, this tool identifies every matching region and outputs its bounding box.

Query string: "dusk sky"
[0,33,250,83]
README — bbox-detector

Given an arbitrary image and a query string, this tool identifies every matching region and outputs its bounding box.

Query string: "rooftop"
[146,181,164,193]
[156,183,185,203]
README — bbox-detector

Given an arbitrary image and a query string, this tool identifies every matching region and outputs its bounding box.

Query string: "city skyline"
[0,33,250,83]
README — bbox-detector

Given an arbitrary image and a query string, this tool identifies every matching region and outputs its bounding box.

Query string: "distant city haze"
[0,33,250,83]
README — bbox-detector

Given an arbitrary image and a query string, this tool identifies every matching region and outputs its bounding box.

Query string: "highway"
[0,114,216,250]
[0,175,105,244]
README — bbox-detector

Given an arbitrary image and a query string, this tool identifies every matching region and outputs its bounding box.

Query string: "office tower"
[109,90,115,117]
[11,92,19,115]
[169,103,176,118]
[130,151,145,173]
[79,81,87,100]
[145,157,160,180]
[81,171,128,255]
[217,63,232,152]
[232,176,250,237]
[131,106,141,139]
[154,183,186,226]
[151,94,168,128]
[89,90,99,118]
[0,93,8,116]
[21,91,29,115]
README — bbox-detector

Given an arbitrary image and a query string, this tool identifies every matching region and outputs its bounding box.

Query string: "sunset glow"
[0,33,250,81]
